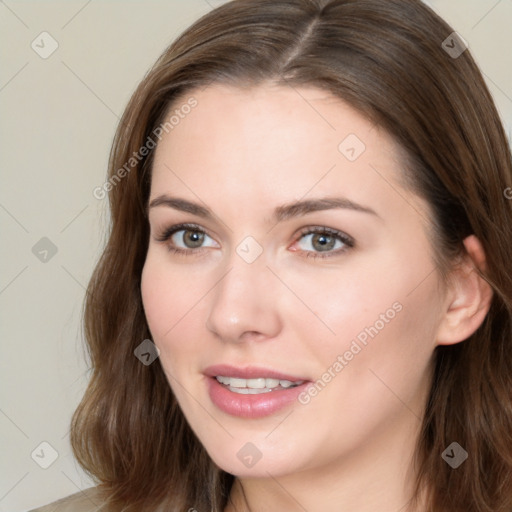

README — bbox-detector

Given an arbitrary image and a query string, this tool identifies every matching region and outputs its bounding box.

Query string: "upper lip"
[204,364,309,382]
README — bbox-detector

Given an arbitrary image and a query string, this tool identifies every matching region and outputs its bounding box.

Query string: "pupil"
[313,233,335,251]
[184,230,204,248]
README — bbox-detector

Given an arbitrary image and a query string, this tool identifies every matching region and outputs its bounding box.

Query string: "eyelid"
[294,225,354,246]
[154,222,214,243]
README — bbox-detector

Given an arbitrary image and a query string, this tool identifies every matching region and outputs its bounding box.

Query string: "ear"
[436,234,493,346]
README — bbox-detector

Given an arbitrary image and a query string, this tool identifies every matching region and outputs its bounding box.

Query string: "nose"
[205,249,282,344]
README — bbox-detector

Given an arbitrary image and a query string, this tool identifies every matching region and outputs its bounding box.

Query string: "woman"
[31,0,512,511]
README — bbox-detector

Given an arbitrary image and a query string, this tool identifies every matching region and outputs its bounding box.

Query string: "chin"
[209,450,297,478]
[193,428,310,479]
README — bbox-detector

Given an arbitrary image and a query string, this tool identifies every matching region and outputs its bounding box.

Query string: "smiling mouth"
[215,376,305,394]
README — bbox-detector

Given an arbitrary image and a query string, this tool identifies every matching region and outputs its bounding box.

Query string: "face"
[141,83,446,478]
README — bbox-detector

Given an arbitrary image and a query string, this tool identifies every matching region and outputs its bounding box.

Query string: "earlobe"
[436,235,493,346]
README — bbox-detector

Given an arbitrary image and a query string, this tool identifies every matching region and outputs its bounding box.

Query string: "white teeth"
[246,378,266,389]
[229,377,246,388]
[229,387,273,395]
[215,376,304,392]
[265,378,280,388]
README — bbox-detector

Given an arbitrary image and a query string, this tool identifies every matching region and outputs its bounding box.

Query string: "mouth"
[204,364,311,418]
[215,376,305,394]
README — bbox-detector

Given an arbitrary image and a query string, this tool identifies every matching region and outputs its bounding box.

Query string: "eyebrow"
[148,195,380,223]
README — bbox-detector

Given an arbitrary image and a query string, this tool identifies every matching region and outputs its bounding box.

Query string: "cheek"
[288,274,439,456]
[293,247,441,387]
[141,253,200,340]
[140,253,214,383]
[140,261,169,340]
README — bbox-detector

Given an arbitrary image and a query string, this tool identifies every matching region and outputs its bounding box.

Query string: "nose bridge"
[205,242,281,341]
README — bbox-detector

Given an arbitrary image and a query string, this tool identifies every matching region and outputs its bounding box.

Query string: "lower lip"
[206,377,310,419]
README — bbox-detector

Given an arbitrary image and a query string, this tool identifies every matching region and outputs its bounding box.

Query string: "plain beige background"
[1,1,511,511]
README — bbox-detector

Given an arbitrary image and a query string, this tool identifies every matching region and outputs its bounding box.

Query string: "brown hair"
[71,1,512,510]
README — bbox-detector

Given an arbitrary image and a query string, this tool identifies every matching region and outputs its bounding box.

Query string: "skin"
[141,84,492,512]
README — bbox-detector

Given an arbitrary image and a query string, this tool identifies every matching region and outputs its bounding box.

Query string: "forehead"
[149,83,424,223]
[154,83,392,166]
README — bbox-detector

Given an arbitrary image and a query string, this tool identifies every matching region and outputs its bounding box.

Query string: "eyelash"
[154,222,355,260]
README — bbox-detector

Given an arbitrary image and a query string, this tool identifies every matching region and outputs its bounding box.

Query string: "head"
[72,1,512,511]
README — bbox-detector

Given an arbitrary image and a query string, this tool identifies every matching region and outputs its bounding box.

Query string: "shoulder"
[28,486,108,512]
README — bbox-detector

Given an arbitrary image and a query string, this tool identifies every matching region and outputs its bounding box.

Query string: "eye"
[291,227,354,259]
[154,223,218,255]
[154,223,354,259]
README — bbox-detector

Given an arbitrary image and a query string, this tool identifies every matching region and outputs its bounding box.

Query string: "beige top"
[28,487,106,512]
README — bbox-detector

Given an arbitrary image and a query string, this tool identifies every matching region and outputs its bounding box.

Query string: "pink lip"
[204,364,311,419]
[203,364,308,381]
